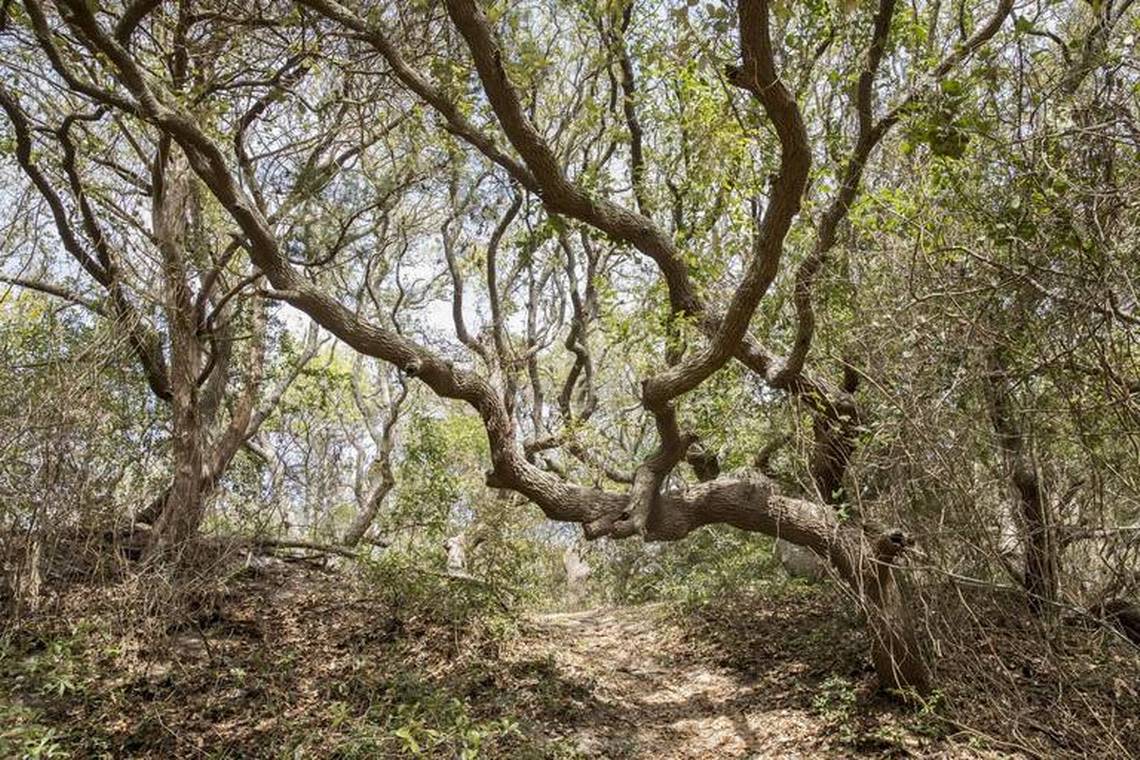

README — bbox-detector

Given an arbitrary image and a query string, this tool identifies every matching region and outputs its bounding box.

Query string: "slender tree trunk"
[146,141,205,558]
[136,318,318,529]
[798,372,930,691]
[150,313,204,553]
[986,351,1059,614]
[342,472,396,548]
[343,370,406,547]
[1014,470,1058,615]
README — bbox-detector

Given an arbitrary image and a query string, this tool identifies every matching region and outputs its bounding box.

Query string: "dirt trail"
[516,605,838,759]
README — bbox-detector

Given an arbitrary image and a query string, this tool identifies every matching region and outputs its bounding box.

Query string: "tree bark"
[343,473,397,549]
[342,370,407,547]
[986,351,1059,615]
[147,140,204,557]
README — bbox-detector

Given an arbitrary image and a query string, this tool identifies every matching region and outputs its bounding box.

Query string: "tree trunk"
[343,369,406,547]
[797,374,930,691]
[562,545,591,608]
[136,317,318,531]
[986,351,1060,615]
[863,547,933,693]
[342,474,396,548]
[1014,470,1059,615]
[149,345,203,554]
[146,140,205,559]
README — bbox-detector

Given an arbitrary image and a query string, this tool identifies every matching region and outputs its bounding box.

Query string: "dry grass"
[2,560,1137,758]
[678,583,1140,759]
[1,555,573,758]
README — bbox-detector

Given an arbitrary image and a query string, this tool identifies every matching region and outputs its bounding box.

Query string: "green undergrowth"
[0,555,579,759]
[6,559,1138,758]
[672,583,1140,758]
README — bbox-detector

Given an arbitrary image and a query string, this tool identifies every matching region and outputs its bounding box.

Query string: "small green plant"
[812,675,859,743]
[909,689,949,739]
[812,675,857,719]
[386,696,521,758]
[0,701,69,759]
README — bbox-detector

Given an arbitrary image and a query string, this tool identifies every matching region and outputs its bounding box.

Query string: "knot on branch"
[874,528,911,562]
[403,356,423,377]
[484,469,510,490]
[610,510,643,539]
[582,501,652,540]
[724,64,748,90]
[582,511,620,540]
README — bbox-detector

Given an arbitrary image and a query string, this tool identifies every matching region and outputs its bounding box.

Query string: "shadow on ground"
[5,563,1136,758]
[506,585,941,759]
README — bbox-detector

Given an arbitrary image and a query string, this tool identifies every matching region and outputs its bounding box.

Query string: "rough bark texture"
[147,142,204,556]
[987,351,1060,614]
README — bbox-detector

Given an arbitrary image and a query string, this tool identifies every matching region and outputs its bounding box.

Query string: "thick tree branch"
[442,0,700,318]
[643,0,810,412]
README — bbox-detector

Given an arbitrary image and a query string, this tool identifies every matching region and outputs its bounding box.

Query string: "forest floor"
[2,555,1137,758]
[518,605,916,758]
[513,602,1025,759]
